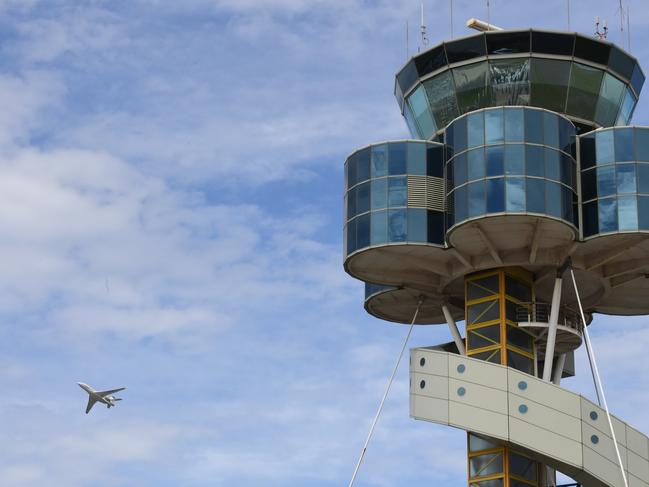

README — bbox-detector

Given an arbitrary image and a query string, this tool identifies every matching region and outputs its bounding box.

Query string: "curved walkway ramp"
[410,348,649,487]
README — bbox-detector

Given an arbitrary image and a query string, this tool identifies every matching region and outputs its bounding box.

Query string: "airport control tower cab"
[343,28,649,487]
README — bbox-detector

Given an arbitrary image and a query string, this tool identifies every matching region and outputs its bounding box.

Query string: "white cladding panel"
[411,394,449,424]
[583,445,628,487]
[508,368,581,418]
[627,424,649,460]
[411,372,448,400]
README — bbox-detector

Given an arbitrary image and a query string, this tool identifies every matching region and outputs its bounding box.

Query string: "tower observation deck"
[343,29,649,487]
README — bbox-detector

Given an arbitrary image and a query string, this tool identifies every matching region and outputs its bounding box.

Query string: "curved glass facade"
[344,141,446,256]
[396,31,643,139]
[580,127,649,237]
[445,107,578,229]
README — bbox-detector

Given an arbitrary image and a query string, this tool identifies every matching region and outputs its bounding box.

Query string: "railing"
[516,302,584,335]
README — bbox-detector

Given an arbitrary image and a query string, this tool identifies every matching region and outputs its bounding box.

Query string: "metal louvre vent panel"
[427,177,446,211]
[407,175,445,211]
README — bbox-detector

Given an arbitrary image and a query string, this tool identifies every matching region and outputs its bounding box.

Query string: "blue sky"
[0,1,648,486]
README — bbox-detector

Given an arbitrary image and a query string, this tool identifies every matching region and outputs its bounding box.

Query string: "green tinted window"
[424,71,460,128]
[595,73,625,126]
[567,62,604,120]
[453,62,491,112]
[407,85,436,136]
[616,87,637,125]
[530,59,570,112]
[489,58,530,106]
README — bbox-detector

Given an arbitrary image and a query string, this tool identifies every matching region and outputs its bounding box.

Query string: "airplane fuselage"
[77,382,125,413]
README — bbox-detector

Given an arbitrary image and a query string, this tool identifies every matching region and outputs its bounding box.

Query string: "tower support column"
[542,276,563,382]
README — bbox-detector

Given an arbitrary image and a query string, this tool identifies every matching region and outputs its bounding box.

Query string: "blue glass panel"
[388,209,407,242]
[371,210,387,244]
[347,187,356,219]
[427,211,445,244]
[543,112,559,148]
[347,153,357,188]
[357,182,370,214]
[485,109,504,144]
[389,144,407,175]
[346,218,357,253]
[427,146,444,177]
[583,200,598,236]
[505,108,524,142]
[468,148,485,180]
[486,178,505,213]
[407,142,427,175]
[526,178,545,213]
[525,110,543,144]
[615,128,634,161]
[455,186,468,223]
[580,134,596,170]
[371,144,388,177]
[635,128,649,162]
[559,118,573,154]
[599,198,618,233]
[595,130,615,165]
[637,163,649,194]
[525,145,544,177]
[424,71,461,129]
[616,88,636,125]
[639,196,649,230]
[403,103,420,138]
[371,178,388,210]
[618,196,638,231]
[454,152,468,186]
[597,166,616,197]
[560,154,573,187]
[546,181,561,218]
[595,73,625,126]
[506,177,525,212]
[505,144,524,175]
[617,164,636,194]
[468,181,485,217]
[581,168,597,201]
[486,146,504,177]
[468,112,485,148]
[408,208,427,242]
[388,177,407,207]
[545,148,560,181]
[409,85,436,136]
[631,64,645,96]
[562,185,573,222]
[357,213,370,249]
[357,148,370,183]
[453,116,468,153]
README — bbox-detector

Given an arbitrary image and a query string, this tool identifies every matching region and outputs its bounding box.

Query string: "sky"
[0,1,648,486]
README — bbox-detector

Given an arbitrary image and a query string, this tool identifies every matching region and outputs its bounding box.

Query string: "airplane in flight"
[77,382,126,414]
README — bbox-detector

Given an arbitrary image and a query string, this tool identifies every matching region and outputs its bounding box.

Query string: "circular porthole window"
[591,435,599,445]
[457,364,466,373]
[457,387,466,396]
[519,404,528,414]
[590,411,598,421]
[420,380,426,389]
[420,357,426,367]
[518,381,528,391]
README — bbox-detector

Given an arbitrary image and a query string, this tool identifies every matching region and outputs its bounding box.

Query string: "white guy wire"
[347,299,423,487]
[569,268,629,487]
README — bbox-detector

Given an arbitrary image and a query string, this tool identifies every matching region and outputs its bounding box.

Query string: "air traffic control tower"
[343,29,649,487]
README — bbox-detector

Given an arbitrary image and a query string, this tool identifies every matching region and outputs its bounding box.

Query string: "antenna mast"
[450,0,454,38]
[595,16,608,40]
[420,2,428,52]
[619,0,625,49]
[567,0,571,30]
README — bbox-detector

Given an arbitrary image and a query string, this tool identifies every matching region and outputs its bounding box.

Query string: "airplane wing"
[86,396,98,414]
[96,387,126,397]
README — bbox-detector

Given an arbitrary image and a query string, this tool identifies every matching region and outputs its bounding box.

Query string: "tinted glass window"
[388,144,407,174]
[525,109,543,144]
[505,145,525,175]
[615,128,634,161]
[596,130,615,164]
[490,59,530,106]
[357,182,370,214]
[468,181,486,217]
[445,34,486,63]
[637,164,649,193]
[595,73,625,126]
[455,185,468,222]
[506,178,525,212]
[427,210,444,244]
[487,31,530,54]
[583,200,599,236]
[560,154,573,187]
[371,144,388,177]
[408,85,436,136]
[597,166,616,197]
[397,61,419,95]
[347,153,357,188]
[631,64,645,96]
[618,196,638,231]
[453,62,491,112]
[486,146,504,176]
[608,46,635,79]
[388,209,407,242]
[546,181,562,217]
[525,145,544,177]
[530,59,570,112]
[454,152,467,186]
[357,148,371,183]
[403,101,420,138]
[545,148,560,181]
[617,164,636,194]
[407,142,427,175]
[599,198,618,232]
[452,116,468,153]
[616,88,636,125]
[371,178,387,210]
[485,109,504,144]
[567,63,604,120]
[635,128,649,161]
[574,35,610,65]
[468,148,485,180]
[414,45,447,77]
[639,196,649,230]
[346,218,356,253]
[581,168,597,201]
[531,31,574,56]
[468,111,485,148]
[407,208,427,242]
[559,118,574,154]
[580,134,596,169]
[427,146,444,177]
[424,71,460,128]
[388,177,407,206]
[526,177,545,213]
[371,210,387,244]
[347,187,356,219]
[486,178,505,213]
[543,112,559,148]
[356,213,370,249]
[505,108,524,142]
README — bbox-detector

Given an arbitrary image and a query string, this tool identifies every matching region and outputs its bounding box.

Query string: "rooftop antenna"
[419,2,428,52]
[450,0,454,38]
[406,20,409,59]
[618,0,625,49]
[567,0,571,30]
[487,0,491,27]
[595,16,608,40]
[627,4,631,50]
